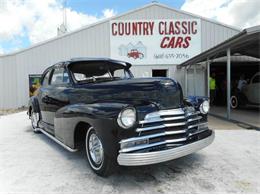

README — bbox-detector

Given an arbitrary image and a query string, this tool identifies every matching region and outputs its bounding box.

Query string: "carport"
[179,25,260,129]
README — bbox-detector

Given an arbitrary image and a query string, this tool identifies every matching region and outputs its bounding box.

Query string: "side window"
[42,71,51,86]
[50,68,70,85]
[114,69,124,78]
[252,75,260,83]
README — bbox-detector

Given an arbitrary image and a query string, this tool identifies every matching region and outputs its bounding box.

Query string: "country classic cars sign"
[110,19,201,65]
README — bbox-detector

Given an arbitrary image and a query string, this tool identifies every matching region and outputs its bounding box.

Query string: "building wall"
[186,65,207,97]
[115,4,239,52]
[0,4,240,109]
[0,55,18,109]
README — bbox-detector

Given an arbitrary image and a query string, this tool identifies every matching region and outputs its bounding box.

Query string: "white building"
[0,2,240,109]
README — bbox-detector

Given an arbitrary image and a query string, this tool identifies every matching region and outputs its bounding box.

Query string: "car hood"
[73,78,183,109]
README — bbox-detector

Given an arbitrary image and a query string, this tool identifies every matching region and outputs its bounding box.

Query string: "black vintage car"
[28,58,214,176]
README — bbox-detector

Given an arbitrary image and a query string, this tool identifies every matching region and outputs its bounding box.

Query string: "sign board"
[110,19,201,65]
[29,74,41,97]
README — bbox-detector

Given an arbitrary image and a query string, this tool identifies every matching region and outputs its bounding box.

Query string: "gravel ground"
[0,111,259,193]
[0,107,27,116]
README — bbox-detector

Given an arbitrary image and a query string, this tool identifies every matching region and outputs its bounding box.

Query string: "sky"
[0,0,259,55]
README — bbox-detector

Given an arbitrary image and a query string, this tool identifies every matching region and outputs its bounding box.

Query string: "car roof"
[67,57,132,68]
[42,57,132,77]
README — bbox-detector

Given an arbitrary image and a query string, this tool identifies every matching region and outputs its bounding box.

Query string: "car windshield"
[68,61,133,83]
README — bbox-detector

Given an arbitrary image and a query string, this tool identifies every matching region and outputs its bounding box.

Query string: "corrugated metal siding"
[117,5,191,20]
[0,4,240,109]
[0,59,3,109]
[0,55,18,109]
[200,20,238,51]
[2,21,111,109]
[117,5,239,51]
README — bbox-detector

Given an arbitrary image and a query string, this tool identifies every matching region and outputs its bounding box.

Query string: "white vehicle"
[230,72,260,108]
[242,72,260,105]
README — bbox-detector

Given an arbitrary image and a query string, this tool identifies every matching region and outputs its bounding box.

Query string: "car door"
[38,68,53,129]
[46,65,71,123]
[39,65,71,134]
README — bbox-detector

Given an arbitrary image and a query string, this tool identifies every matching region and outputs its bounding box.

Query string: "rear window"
[69,61,132,83]
[50,68,69,85]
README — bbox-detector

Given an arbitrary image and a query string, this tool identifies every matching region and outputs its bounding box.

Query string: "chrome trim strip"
[136,122,187,132]
[36,128,78,152]
[187,116,202,122]
[189,128,208,136]
[117,131,215,166]
[119,137,187,153]
[157,108,185,116]
[139,115,186,124]
[144,108,185,120]
[163,116,186,121]
[186,111,200,117]
[188,122,208,129]
[136,124,165,132]
[120,129,187,144]
[139,118,162,124]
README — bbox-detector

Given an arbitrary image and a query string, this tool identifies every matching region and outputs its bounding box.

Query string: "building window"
[152,69,168,77]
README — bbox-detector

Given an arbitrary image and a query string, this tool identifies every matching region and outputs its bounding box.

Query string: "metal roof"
[179,25,260,67]
[0,2,240,57]
[211,55,260,63]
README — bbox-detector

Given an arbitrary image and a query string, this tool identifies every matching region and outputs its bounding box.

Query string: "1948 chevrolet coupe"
[28,58,214,176]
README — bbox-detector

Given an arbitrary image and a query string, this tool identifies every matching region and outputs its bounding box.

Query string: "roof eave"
[178,29,250,67]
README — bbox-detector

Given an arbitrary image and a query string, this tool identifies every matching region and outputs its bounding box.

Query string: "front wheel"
[85,127,115,176]
[31,110,41,133]
[230,95,239,109]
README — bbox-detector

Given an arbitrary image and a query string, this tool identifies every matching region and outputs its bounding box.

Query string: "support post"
[194,64,197,96]
[184,66,188,97]
[227,48,231,119]
[207,57,210,98]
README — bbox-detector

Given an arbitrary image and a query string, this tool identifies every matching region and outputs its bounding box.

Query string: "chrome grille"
[119,107,208,153]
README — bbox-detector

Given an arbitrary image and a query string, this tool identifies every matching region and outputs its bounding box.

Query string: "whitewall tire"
[85,127,115,176]
[230,96,239,109]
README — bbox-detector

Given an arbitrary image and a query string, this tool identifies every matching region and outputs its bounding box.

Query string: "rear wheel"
[85,127,115,176]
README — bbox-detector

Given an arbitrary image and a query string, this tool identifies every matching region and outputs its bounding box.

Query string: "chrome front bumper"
[117,131,214,166]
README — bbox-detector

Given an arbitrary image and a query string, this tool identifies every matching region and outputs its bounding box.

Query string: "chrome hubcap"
[88,133,104,164]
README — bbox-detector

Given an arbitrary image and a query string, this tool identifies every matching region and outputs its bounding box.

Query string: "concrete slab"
[208,115,245,130]
[210,106,260,129]
[0,111,259,193]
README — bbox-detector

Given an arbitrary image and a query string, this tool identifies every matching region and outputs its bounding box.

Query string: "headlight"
[117,107,136,128]
[200,100,210,114]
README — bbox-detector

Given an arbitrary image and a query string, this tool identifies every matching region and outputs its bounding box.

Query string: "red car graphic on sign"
[127,49,144,59]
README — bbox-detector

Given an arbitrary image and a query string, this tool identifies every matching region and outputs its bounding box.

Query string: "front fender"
[54,102,129,158]
[185,96,209,110]
[55,102,128,119]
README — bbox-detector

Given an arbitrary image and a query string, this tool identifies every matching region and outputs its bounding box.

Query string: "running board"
[36,128,78,152]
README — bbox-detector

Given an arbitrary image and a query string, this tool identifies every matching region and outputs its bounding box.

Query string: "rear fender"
[28,96,40,116]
